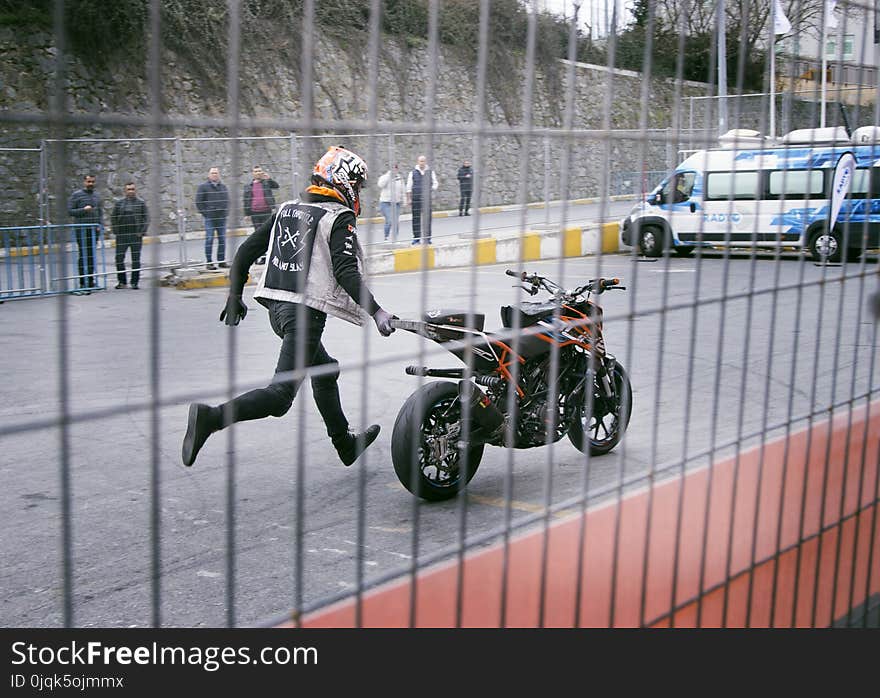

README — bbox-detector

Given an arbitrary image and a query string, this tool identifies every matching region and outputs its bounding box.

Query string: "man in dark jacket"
[195,167,229,270]
[67,174,102,293]
[111,181,149,289]
[182,146,396,469]
[457,160,473,216]
[243,165,279,231]
[406,155,439,245]
[244,165,278,265]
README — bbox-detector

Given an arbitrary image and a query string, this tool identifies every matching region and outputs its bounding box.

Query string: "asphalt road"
[1,249,878,627]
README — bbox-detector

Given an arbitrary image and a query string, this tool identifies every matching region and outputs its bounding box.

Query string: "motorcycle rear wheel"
[391,381,484,501]
[568,360,632,456]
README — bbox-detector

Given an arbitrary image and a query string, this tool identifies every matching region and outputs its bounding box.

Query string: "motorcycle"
[389,269,632,501]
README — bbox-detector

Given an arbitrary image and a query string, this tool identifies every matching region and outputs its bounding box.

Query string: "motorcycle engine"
[514,357,571,447]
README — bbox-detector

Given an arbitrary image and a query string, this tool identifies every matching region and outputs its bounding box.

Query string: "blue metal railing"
[0,224,107,300]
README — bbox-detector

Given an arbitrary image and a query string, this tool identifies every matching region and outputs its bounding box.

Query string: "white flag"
[774,0,791,34]
[829,151,855,233]
[826,0,838,29]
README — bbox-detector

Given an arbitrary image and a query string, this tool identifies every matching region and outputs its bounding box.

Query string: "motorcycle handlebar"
[506,270,626,295]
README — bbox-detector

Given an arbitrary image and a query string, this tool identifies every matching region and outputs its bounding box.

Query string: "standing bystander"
[244,165,279,265]
[244,165,279,231]
[67,174,102,294]
[111,182,149,289]
[376,164,405,241]
[195,167,230,270]
[457,160,473,216]
[405,155,438,245]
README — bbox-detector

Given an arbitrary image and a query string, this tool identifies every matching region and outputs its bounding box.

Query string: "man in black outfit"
[111,181,149,289]
[457,160,473,216]
[182,146,396,468]
[67,174,102,293]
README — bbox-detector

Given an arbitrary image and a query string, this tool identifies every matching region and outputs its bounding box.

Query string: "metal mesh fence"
[0,0,878,630]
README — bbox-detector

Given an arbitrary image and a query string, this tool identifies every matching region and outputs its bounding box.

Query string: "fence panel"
[0,224,107,300]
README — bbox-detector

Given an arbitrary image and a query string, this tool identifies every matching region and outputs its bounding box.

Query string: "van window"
[706,171,760,200]
[662,171,695,203]
[767,169,825,199]
[849,168,873,199]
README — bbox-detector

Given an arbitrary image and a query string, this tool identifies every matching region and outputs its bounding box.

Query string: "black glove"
[372,307,396,337]
[219,294,248,326]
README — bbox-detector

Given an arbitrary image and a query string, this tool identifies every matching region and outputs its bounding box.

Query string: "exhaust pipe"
[458,381,505,434]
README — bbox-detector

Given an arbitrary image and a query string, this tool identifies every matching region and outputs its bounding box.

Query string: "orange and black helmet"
[312,146,368,215]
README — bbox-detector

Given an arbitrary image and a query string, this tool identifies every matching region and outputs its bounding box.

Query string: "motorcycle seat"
[500,301,557,328]
[422,309,485,331]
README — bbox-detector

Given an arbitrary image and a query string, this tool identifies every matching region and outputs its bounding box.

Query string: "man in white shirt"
[405,155,439,245]
[377,164,406,241]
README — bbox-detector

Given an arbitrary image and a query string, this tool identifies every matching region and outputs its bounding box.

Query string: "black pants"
[251,212,272,231]
[115,234,142,286]
[217,301,349,438]
[75,226,98,288]
[411,197,432,243]
[459,191,471,215]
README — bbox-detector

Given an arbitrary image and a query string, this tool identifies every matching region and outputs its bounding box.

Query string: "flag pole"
[770,0,776,139]
[821,4,827,128]
[718,0,727,135]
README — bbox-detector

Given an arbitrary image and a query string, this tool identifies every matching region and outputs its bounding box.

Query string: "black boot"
[182,403,221,466]
[333,424,381,466]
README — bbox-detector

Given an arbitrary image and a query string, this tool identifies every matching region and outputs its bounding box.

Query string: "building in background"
[780,2,880,109]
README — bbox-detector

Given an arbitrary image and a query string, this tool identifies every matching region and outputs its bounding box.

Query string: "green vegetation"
[8,0,763,115]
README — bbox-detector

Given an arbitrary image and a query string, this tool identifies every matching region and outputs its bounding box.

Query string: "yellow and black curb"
[163,220,623,290]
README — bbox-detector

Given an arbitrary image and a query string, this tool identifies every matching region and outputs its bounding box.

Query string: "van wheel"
[639,226,665,257]
[674,246,694,257]
[808,228,843,263]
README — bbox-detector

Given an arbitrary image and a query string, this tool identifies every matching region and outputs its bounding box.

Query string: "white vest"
[254,199,367,326]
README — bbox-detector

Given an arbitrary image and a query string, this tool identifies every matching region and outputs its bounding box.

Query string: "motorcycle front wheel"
[568,360,633,456]
[391,381,484,501]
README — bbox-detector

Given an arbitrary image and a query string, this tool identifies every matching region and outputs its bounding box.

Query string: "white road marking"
[370,525,412,533]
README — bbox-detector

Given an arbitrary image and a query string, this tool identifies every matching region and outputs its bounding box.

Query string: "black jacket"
[243,178,279,217]
[457,165,473,194]
[196,180,229,219]
[111,196,149,238]
[68,188,102,225]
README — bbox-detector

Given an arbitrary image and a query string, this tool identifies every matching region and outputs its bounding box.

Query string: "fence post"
[388,132,397,242]
[543,134,551,225]
[174,137,186,265]
[39,140,48,293]
[289,132,298,196]
[689,97,694,152]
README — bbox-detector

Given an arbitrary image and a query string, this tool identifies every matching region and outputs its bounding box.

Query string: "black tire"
[846,249,863,263]
[391,381,484,501]
[638,225,665,257]
[674,245,694,257]
[568,360,633,456]
[808,227,843,263]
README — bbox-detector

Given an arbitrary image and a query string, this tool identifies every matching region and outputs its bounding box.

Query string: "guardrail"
[0,224,107,300]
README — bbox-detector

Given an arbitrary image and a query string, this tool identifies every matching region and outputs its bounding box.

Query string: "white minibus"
[620,126,880,262]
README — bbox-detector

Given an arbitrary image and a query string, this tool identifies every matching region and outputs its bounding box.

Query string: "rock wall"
[0,28,709,234]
